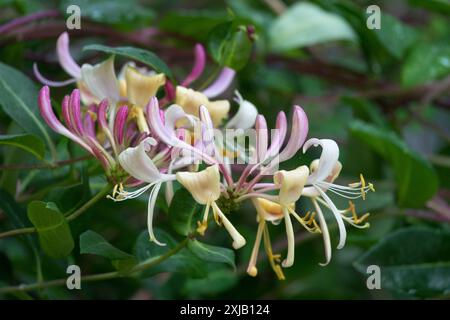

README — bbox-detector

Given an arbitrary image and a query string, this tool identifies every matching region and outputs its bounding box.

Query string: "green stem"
[0,238,189,294]
[0,154,93,171]
[0,184,111,239]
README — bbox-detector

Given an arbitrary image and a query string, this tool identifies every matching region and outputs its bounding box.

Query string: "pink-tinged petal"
[181,43,206,87]
[202,67,235,98]
[62,95,76,133]
[161,81,175,105]
[266,111,287,158]
[114,105,129,145]
[278,105,309,162]
[85,135,115,171]
[33,63,77,87]
[56,32,81,78]
[147,97,175,144]
[303,138,339,184]
[97,99,109,130]
[84,104,97,138]
[38,86,91,152]
[69,89,84,136]
[255,115,268,163]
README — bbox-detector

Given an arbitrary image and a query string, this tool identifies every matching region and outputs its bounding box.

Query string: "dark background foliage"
[0,0,449,299]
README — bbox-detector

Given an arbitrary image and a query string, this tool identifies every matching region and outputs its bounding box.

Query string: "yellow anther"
[87,109,97,121]
[360,174,366,200]
[196,220,207,236]
[248,266,258,277]
[369,183,375,192]
[112,184,118,197]
[347,201,370,225]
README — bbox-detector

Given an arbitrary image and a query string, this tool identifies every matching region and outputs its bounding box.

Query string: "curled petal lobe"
[181,43,206,87]
[202,67,235,98]
[303,138,339,184]
[33,63,77,87]
[225,91,258,130]
[56,32,81,78]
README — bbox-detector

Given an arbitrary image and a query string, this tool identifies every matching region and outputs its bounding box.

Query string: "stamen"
[262,224,285,280]
[247,219,265,277]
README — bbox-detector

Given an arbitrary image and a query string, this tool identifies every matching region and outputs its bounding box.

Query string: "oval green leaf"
[349,120,438,208]
[0,134,45,160]
[268,3,356,52]
[187,239,236,269]
[27,201,74,258]
[169,188,201,236]
[354,227,450,298]
[0,62,55,154]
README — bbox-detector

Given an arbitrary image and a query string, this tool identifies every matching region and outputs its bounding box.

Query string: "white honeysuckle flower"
[273,166,310,268]
[176,165,246,249]
[110,137,176,246]
[301,138,373,265]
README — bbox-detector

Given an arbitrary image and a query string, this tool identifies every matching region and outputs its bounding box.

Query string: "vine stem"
[0,238,189,294]
[0,184,112,239]
[0,154,93,170]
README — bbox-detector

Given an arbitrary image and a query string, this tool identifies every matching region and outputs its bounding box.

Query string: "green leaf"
[372,14,418,59]
[268,2,356,52]
[355,227,450,298]
[402,44,450,87]
[408,0,450,14]
[187,239,236,269]
[84,45,173,79]
[160,10,228,41]
[27,201,74,258]
[349,120,438,208]
[0,134,45,160]
[59,0,154,28]
[134,230,206,278]
[169,188,201,236]
[80,230,137,272]
[0,62,54,153]
[208,22,253,71]
[183,269,238,297]
[80,230,134,260]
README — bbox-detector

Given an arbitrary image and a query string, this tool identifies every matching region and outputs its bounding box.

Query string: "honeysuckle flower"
[34,32,235,109]
[300,138,374,266]
[38,86,154,181]
[176,165,246,249]
[112,136,245,249]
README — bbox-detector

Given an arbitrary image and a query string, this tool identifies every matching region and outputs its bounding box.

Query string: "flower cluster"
[37,33,374,279]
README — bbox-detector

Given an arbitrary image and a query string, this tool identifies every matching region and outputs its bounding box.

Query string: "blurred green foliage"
[0,0,449,300]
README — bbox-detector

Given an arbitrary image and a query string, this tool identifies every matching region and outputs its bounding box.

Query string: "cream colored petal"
[81,56,120,102]
[175,86,209,116]
[274,165,309,205]
[207,100,230,127]
[175,165,221,205]
[126,66,165,107]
